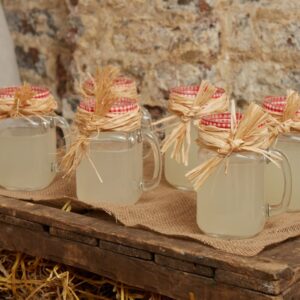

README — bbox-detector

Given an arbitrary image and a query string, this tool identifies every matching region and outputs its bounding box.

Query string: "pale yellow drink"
[164,124,198,190]
[197,151,266,238]
[76,135,143,205]
[0,126,56,190]
[265,134,300,211]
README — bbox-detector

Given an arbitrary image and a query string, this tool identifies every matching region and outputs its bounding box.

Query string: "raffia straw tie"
[0,85,57,119]
[63,66,142,181]
[186,102,281,190]
[153,81,228,166]
[62,106,141,177]
[264,90,300,143]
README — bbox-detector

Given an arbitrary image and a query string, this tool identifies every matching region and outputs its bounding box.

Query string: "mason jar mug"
[263,96,300,211]
[164,85,225,191]
[0,86,69,191]
[76,99,162,205]
[195,113,292,239]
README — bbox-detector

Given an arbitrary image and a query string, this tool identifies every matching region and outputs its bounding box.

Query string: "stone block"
[225,60,300,102]
[255,18,300,54]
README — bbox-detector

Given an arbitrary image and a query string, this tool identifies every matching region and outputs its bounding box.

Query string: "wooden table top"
[0,195,299,299]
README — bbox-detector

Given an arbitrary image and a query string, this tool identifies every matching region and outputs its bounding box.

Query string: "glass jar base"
[0,177,55,192]
[1,185,51,192]
[287,208,300,212]
[200,230,261,240]
[165,181,194,192]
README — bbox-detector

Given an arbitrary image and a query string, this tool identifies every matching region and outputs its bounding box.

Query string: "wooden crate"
[0,195,299,300]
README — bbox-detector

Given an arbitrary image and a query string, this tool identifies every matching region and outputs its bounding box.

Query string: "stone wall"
[2,0,300,119]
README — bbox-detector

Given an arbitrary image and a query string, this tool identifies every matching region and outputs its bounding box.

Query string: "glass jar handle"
[54,116,70,150]
[141,106,154,159]
[142,130,162,191]
[268,149,292,217]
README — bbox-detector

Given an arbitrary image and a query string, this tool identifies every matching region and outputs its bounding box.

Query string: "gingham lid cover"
[79,97,138,113]
[201,112,244,129]
[262,96,300,115]
[0,86,51,100]
[170,85,225,99]
[84,77,134,89]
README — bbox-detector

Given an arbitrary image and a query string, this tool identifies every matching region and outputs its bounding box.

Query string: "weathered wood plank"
[99,240,153,260]
[0,196,293,284]
[50,227,98,246]
[282,279,300,300]
[155,254,214,278]
[0,221,280,300]
[215,269,287,296]
[0,213,44,232]
[261,237,300,284]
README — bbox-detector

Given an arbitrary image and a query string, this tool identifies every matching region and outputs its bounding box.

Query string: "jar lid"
[262,96,299,115]
[83,76,135,89]
[0,86,50,100]
[79,97,139,113]
[170,85,225,99]
[201,112,243,129]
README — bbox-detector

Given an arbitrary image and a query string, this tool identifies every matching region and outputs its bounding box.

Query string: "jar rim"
[0,86,51,100]
[79,97,139,113]
[201,112,243,128]
[170,85,225,99]
[262,96,300,115]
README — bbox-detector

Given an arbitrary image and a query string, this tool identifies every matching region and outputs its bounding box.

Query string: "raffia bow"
[153,81,228,165]
[62,66,141,178]
[266,90,300,143]
[186,102,280,190]
[0,83,57,119]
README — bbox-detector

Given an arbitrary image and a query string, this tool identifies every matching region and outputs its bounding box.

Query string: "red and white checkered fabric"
[84,77,134,89]
[170,85,225,99]
[79,97,138,114]
[201,112,243,129]
[262,96,299,115]
[0,86,50,100]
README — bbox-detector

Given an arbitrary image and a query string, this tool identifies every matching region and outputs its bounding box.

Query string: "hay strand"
[0,250,170,300]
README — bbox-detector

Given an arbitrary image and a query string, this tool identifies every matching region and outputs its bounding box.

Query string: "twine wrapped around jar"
[61,66,142,179]
[153,81,228,165]
[0,83,57,119]
[263,90,300,143]
[186,102,280,190]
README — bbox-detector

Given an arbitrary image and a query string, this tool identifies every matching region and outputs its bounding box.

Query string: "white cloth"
[0,4,20,87]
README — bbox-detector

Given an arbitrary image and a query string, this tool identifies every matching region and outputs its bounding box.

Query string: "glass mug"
[0,86,69,191]
[263,96,300,211]
[76,99,162,205]
[196,113,292,239]
[164,85,225,191]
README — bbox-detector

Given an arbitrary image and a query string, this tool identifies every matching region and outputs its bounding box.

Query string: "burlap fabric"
[1,171,300,257]
[0,174,76,201]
